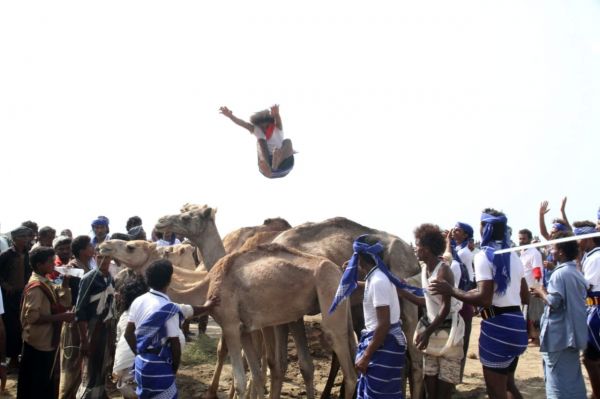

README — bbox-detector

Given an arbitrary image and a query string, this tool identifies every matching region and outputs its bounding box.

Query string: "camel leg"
[316,264,357,399]
[222,330,247,399]
[262,326,283,399]
[247,330,265,399]
[241,332,265,398]
[289,319,315,399]
[267,324,289,399]
[205,337,229,399]
[321,354,339,399]
[401,298,423,399]
[321,311,357,399]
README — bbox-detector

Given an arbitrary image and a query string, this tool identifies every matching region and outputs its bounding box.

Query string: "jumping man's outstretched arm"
[219,106,254,132]
[271,104,283,130]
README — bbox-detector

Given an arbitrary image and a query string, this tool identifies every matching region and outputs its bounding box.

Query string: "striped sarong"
[587,292,600,352]
[356,322,406,399]
[479,311,527,369]
[134,303,182,399]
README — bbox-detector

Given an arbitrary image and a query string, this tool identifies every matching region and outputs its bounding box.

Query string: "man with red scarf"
[219,104,295,178]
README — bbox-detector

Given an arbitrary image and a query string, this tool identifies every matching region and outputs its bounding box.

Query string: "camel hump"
[262,217,292,229]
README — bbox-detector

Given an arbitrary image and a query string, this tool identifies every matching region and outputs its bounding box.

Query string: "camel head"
[262,217,292,231]
[155,204,217,239]
[98,239,158,274]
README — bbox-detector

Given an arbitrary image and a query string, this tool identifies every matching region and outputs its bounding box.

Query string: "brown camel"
[157,243,203,271]
[98,240,210,304]
[155,205,303,398]
[271,217,424,399]
[207,243,357,399]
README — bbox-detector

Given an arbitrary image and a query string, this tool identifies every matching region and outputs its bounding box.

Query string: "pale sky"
[1,1,599,243]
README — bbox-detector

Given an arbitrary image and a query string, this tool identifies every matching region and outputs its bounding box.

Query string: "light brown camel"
[99,238,346,397]
[271,217,424,399]
[223,217,292,253]
[157,243,203,271]
[207,243,357,399]
[155,205,302,399]
[98,240,210,304]
[157,204,226,272]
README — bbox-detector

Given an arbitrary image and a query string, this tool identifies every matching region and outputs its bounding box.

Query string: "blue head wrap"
[454,222,474,250]
[328,235,423,314]
[455,222,473,240]
[480,213,511,295]
[91,216,110,227]
[574,226,597,236]
[552,222,567,232]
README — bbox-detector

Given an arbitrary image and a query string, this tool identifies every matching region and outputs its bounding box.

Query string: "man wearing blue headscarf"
[91,216,110,248]
[444,222,475,383]
[574,220,600,398]
[430,208,528,399]
[330,235,422,398]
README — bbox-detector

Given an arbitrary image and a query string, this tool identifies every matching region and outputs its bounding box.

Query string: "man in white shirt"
[431,209,528,399]
[219,104,295,178]
[574,221,600,399]
[518,228,544,346]
[124,260,218,399]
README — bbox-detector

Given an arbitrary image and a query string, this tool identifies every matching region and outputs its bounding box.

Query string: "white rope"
[494,231,600,254]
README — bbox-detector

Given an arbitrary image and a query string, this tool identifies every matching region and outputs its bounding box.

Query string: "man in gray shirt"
[531,231,587,399]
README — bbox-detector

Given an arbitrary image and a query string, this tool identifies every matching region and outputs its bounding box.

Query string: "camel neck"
[190,222,225,271]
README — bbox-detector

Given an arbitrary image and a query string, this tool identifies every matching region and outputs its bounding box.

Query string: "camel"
[271,217,424,399]
[222,217,292,253]
[157,243,203,271]
[99,238,355,397]
[155,205,423,398]
[155,205,303,398]
[206,243,357,399]
[99,240,210,304]
[156,204,227,272]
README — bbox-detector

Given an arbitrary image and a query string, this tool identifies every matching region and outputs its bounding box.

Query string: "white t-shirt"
[457,246,474,282]
[363,269,401,332]
[474,250,524,307]
[156,238,182,248]
[519,247,543,287]
[449,260,462,288]
[252,126,284,154]
[583,247,600,292]
[128,289,180,346]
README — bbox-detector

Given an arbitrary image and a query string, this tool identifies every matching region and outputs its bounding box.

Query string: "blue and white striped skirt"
[587,305,600,353]
[479,311,527,370]
[356,323,406,399]
[134,353,177,399]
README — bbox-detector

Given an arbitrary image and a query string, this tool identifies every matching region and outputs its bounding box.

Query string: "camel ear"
[201,206,216,220]
[178,246,185,255]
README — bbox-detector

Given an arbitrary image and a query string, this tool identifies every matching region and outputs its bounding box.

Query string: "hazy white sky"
[1,1,599,243]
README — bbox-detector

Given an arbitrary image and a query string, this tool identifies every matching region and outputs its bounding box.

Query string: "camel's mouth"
[97,245,114,256]
[154,218,173,231]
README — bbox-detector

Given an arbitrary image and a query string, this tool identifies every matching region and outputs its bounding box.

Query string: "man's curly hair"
[250,109,275,126]
[413,223,446,257]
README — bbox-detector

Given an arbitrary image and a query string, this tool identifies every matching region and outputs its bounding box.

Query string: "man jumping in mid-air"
[219,104,295,178]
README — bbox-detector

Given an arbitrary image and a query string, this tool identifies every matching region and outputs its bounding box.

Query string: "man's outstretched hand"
[219,106,233,118]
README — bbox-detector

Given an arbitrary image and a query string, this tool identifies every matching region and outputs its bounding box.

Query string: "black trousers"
[3,290,23,358]
[16,342,57,399]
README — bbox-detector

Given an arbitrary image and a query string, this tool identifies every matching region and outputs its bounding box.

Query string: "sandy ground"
[0,316,592,398]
